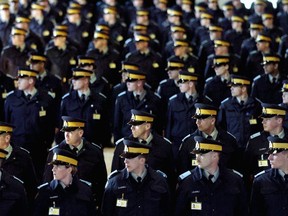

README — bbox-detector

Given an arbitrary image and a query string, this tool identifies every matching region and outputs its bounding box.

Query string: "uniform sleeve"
[174,182,190,216]
[165,100,173,139]
[113,97,123,142]
[111,143,125,172]
[250,178,265,216]
[101,179,117,216]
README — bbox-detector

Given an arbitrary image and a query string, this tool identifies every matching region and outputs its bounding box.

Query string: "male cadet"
[111,110,175,190]
[177,103,238,175]
[28,52,62,107]
[250,136,288,216]
[60,68,109,147]
[245,33,273,80]
[43,116,107,212]
[102,138,171,216]
[4,67,56,178]
[0,2,14,47]
[245,103,288,189]
[218,75,262,152]
[203,55,232,107]
[125,33,165,90]
[86,30,121,86]
[174,136,248,216]
[166,70,210,158]
[35,148,96,216]
[113,70,163,142]
[0,121,37,206]
[251,53,285,104]
[0,27,34,78]
[280,80,288,129]
[0,149,28,216]
[0,69,14,121]
[45,26,78,90]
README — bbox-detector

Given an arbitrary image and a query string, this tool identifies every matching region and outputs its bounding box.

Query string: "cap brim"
[60,127,79,132]
[192,114,213,119]
[259,114,277,118]
[266,148,285,154]
[127,120,146,125]
[48,160,70,166]
[120,152,141,159]
[191,149,211,154]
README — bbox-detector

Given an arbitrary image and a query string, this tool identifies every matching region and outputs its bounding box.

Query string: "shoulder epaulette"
[19,147,30,154]
[62,93,70,99]
[154,92,161,99]
[115,138,124,146]
[48,91,56,99]
[254,170,266,178]
[204,95,213,102]
[144,83,152,89]
[118,91,126,97]
[37,182,49,189]
[108,170,121,179]
[232,169,243,178]
[163,137,172,144]
[182,134,192,142]
[227,131,236,139]
[205,77,213,83]
[99,92,107,99]
[48,144,59,151]
[13,176,24,184]
[124,38,133,47]
[253,75,261,81]
[80,179,92,187]
[125,52,132,59]
[221,97,229,104]
[169,94,177,101]
[6,90,14,97]
[91,142,102,149]
[250,50,258,55]
[179,171,191,181]
[156,170,167,178]
[159,79,168,85]
[250,132,261,139]
[101,77,109,84]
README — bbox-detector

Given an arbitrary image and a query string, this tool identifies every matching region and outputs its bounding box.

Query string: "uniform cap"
[166,56,184,70]
[230,75,251,86]
[120,138,151,159]
[120,61,139,73]
[170,25,186,33]
[283,0,288,5]
[136,9,149,16]
[192,136,222,154]
[133,24,148,32]
[282,80,288,92]
[67,6,81,15]
[134,33,150,42]
[209,25,223,32]
[231,15,245,23]
[222,2,234,10]
[174,39,189,47]
[126,70,146,82]
[260,103,286,118]
[195,2,207,11]
[77,56,95,67]
[254,0,266,5]
[249,23,264,30]
[15,16,30,23]
[167,5,183,16]
[267,136,288,154]
[261,53,280,65]
[182,0,192,5]
[94,31,109,40]
[128,109,155,125]
[54,24,68,31]
[256,33,271,43]
[71,68,92,79]
[95,23,110,33]
[17,67,39,78]
[49,148,78,166]
[214,39,230,47]
[262,13,273,20]
[0,149,8,159]
[29,52,47,63]
[177,70,198,84]
[213,55,230,67]
[200,12,213,19]
[61,116,86,132]
[52,29,67,38]
[31,2,45,10]
[11,27,26,36]
[193,103,218,119]
[0,3,9,10]
[103,6,117,14]
[0,122,14,134]
[158,0,168,3]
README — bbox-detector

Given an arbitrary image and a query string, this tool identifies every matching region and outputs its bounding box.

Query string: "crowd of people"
[0,0,288,215]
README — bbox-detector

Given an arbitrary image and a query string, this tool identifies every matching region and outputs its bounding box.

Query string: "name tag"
[93,113,101,120]
[191,202,202,210]
[116,199,128,207]
[249,119,257,125]
[48,207,60,215]
[192,159,198,166]
[109,63,116,69]
[39,110,46,117]
[258,160,268,167]
[2,93,7,99]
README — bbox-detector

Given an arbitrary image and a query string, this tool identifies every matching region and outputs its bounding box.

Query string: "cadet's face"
[263,63,275,74]
[72,77,86,90]
[124,156,142,173]
[214,64,228,76]
[230,85,242,97]
[30,62,44,72]
[179,81,189,93]
[64,129,82,146]
[196,117,215,133]
[262,117,281,132]
[196,151,214,169]
[283,92,288,104]
[0,134,10,149]
[200,18,210,27]
[53,36,65,47]
[268,151,288,170]
[11,34,25,46]
[174,46,185,56]
[168,15,180,24]
[126,81,137,91]
[135,41,148,51]
[167,69,179,79]
[31,9,42,18]
[52,165,72,181]
[17,77,30,90]
[136,15,148,24]
[0,9,10,21]
[67,13,80,23]
[256,41,268,52]
[131,123,148,138]
[133,0,144,7]
[232,21,242,30]
[250,29,260,38]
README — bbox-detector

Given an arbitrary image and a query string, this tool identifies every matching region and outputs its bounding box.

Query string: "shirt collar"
[131,167,147,182]
[139,133,153,145]
[69,139,84,152]
[77,89,91,99]
[203,167,219,183]
[4,144,13,159]
[202,128,218,140]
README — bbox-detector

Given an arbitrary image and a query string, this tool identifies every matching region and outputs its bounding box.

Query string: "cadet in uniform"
[102,138,171,216]
[175,136,248,216]
[113,70,163,141]
[177,103,239,175]
[34,148,96,216]
[280,80,288,129]
[43,116,107,212]
[0,2,14,47]
[250,136,288,216]
[60,68,109,147]
[245,103,288,189]
[251,53,285,104]
[111,109,175,191]
[0,69,14,121]
[0,149,28,216]
[4,68,56,178]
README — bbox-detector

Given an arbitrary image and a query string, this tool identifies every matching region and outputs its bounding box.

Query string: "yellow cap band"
[198,143,222,151]
[16,17,30,23]
[179,74,198,81]
[54,155,78,166]
[123,65,139,71]
[134,25,147,30]
[63,121,85,128]
[283,84,288,89]
[135,35,150,41]
[168,62,184,68]
[18,70,37,77]
[214,41,230,47]
[11,28,26,35]
[94,32,109,39]
[131,115,154,122]
[262,108,286,115]
[263,56,280,62]
[270,142,288,149]
[167,9,182,16]
[209,26,223,31]
[214,58,229,64]
[79,59,94,65]
[137,11,149,16]
[67,8,80,14]
[31,3,45,10]
[250,24,264,29]
[73,71,91,77]
[231,78,250,85]
[0,126,13,132]
[31,55,46,62]
[195,108,217,116]
[257,35,271,42]
[201,13,213,19]
[53,30,67,37]
[232,16,244,22]
[104,8,117,14]
[171,26,185,32]
[174,41,188,47]
[126,147,149,154]
[262,14,273,20]
[128,73,146,80]
[223,5,233,10]
[0,4,9,10]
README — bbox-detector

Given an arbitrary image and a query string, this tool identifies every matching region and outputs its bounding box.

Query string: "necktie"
[72,147,78,155]
[223,79,227,85]
[188,95,193,104]
[26,94,31,101]
[284,174,288,183]
[207,135,213,139]
[240,101,244,106]
[137,176,142,184]
[81,94,85,103]
[272,77,276,84]
[135,95,140,104]
[141,140,147,144]
[208,174,214,183]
